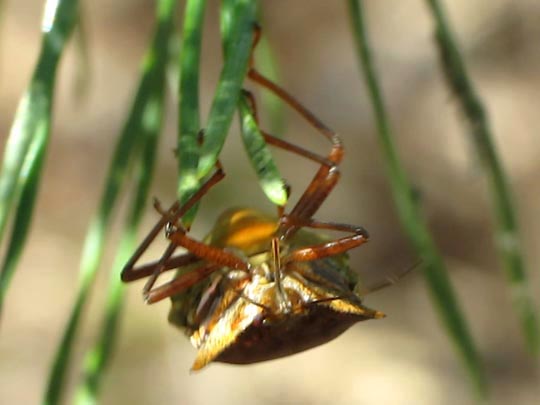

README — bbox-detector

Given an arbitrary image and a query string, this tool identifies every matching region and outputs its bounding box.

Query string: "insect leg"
[248,25,341,160]
[281,217,369,263]
[242,85,341,232]
[241,90,333,167]
[120,252,200,282]
[247,29,344,236]
[248,68,342,161]
[167,230,249,271]
[248,67,343,236]
[145,264,222,304]
[121,165,224,283]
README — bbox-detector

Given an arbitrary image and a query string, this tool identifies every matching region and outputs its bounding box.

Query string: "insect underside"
[167,209,384,371]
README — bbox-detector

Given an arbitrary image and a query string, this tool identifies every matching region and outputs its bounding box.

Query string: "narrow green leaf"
[220,0,236,55]
[0,85,50,245]
[252,1,286,137]
[43,1,177,403]
[255,35,286,136]
[0,0,78,313]
[72,5,91,102]
[75,91,164,405]
[238,93,287,206]
[0,128,47,312]
[348,0,487,398]
[425,0,539,355]
[197,0,258,178]
[177,0,208,227]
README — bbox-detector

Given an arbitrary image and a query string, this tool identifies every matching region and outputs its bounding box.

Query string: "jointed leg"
[121,166,224,284]
[241,86,342,235]
[145,264,222,304]
[142,242,178,296]
[248,26,341,160]
[193,273,224,324]
[121,201,180,282]
[280,217,369,263]
[242,89,339,223]
[242,89,334,168]
[140,207,250,299]
[247,68,343,163]
[284,167,341,239]
[120,252,200,282]
[247,27,345,236]
[166,230,249,271]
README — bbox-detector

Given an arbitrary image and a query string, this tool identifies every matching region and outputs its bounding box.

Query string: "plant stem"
[425,0,539,354]
[348,0,488,397]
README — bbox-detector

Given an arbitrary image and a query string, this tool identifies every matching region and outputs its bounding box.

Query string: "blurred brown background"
[1,0,540,404]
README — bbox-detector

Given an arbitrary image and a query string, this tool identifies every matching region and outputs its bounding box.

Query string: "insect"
[122,26,394,371]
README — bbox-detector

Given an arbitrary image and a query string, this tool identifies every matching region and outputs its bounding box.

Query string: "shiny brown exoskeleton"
[121,26,390,371]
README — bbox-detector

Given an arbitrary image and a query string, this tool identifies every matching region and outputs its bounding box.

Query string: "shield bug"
[122,27,398,371]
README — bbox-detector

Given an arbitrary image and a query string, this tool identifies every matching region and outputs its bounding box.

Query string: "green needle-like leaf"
[177,0,208,227]
[197,0,257,178]
[253,3,285,136]
[238,93,287,206]
[220,0,236,55]
[72,5,91,102]
[75,90,164,405]
[348,0,487,398]
[0,129,47,313]
[0,85,50,244]
[0,0,79,314]
[43,1,177,404]
[425,0,539,355]
[255,35,286,136]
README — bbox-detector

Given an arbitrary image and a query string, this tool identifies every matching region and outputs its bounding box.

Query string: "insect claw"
[283,181,291,199]
[153,197,165,213]
[142,292,151,304]
[165,222,188,238]
[356,226,369,239]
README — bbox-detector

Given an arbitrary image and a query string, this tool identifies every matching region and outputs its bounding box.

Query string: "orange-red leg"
[120,252,200,282]
[142,241,178,296]
[242,88,334,168]
[167,231,249,271]
[281,217,369,263]
[145,264,222,304]
[240,84,342,239]
[247,27,345,237]
[242,88,344,223]
[121,166,224,285]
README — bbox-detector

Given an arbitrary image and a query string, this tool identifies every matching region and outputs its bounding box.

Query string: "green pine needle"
[43,1,177,403]
[177,0,208,227]
[238,92,288,206]
[425,0,539,355]
[74,91,164,405]
[197,0,257,178]
[348,0,488,398]
[0,0,79,315]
